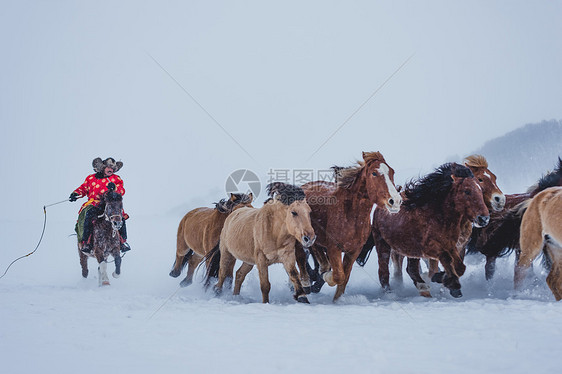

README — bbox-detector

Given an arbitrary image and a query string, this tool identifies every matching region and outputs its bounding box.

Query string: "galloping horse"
[78,187,125,286]
[467,157,562,280]
[299,151,402,301]
[371,163,489,297]
[169,193,253,287]
[515,187,562,300]
[206,183,316,303]
[388,155,505,280]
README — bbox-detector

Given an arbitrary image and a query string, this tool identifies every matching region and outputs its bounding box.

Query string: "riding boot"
[119,220,131,252]
[81,206,100,254]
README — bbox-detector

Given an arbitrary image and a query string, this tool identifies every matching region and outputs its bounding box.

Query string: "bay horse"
[388,155,506,280]
[169,193,253,287]
[78,187,124,286]
[205,182,315,303]
[467,157,562,280]
[515,187,562,300]
[299,151,402,301]
[372,163,489,297]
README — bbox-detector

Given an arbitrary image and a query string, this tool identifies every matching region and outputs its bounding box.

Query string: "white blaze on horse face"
[378,163,401,213]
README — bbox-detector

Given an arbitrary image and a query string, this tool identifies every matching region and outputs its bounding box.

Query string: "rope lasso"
[0,199,68,280]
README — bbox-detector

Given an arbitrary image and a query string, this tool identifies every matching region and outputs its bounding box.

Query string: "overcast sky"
[1,1,561,220]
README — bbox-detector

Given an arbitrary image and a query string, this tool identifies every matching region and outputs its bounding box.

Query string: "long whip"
[0,198,68,280]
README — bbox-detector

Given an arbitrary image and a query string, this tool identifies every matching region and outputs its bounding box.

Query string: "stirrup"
[81,243,92,254]
[120,242,131,253]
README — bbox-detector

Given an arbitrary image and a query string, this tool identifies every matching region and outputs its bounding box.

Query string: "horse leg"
[170,235,191,278]
[427,259,441,279]
[233,262,254,295]
[78,246,88,278]
[485,256,497,281]
[333,250,361,301]
[215,250,236,296]
[294,243,311,294]
[438,251,463,298]
[180,252,203,287]
[391,250,404,282]
[406,258,431,297]
[281,253,309,303]
[256,253,271,303]
[98,261,110,286]
[374,234,392,292]
[310,245,330,293]
[112,253,122,278]
[323,245,344,287]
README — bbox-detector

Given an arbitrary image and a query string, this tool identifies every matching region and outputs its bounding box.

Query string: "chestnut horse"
[78,188,124,286]
[515,187,562,300]
[389,155,505,280]
[467,157,562,280]
[371,163,489,297]
[206,183,316,303]
[169,193,253,287]
[299,151,402,301]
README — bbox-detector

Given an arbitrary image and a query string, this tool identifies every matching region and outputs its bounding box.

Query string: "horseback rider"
[70,157,131,254]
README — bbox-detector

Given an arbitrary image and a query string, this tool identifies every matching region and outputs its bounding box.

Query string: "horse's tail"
[541,243,553,273]
[202,242,221,287]
[356,232,375,266]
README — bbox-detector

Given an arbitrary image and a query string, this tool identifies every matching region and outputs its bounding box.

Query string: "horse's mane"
[464,154,488,169]
[333,151,386,189]
[102,190,122,203]
[266,182,305,205]
[403,163,473,210]
[214,193,252,213]
[528,157,562,195]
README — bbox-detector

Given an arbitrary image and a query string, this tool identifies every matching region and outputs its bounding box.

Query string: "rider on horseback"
[70,157,131,254]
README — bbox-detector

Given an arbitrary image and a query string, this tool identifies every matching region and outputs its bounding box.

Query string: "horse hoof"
[419,290,432,298]
[323,271,337,287]
[169,270,180,278]
[180,278,192,288]
[112,272,120,279]
[296,296,310,304]
[82,270,88,278]
[303,286,311,294]
[431,272,445,283]
[101,281,110,286]
[449,289,462,298]
[310,278,325,293]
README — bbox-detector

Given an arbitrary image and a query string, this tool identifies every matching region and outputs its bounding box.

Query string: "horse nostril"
[303,236,310,243]
[494,196,501,202]
[389,198,394,206]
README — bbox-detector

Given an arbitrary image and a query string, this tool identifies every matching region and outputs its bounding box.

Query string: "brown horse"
[299,151,402,301]
[78,188,124,286]
[467,157,562,280]
[169,193,253,287]
[372,163,489,297]
[515,187,562,300]
[206,183,316,303]
[389,155,506,280]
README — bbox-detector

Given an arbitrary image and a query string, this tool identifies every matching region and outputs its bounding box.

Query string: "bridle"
[98,202,123,237]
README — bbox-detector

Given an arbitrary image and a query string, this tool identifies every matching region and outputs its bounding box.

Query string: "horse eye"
[465,190,471,195]
[291,211,298,217]
[478,178,483,182]
[372,172,378,177]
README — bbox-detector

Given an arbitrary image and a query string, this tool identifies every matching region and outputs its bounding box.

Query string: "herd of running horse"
[76,151,562,301]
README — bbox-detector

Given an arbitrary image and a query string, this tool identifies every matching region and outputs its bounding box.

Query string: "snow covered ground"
[1,211,561,374]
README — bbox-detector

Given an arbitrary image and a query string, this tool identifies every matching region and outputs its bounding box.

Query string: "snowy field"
[1,210,561,374]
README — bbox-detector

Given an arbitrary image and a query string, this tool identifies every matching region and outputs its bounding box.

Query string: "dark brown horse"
[78,188,124,286]
[467,157,562,280]
[388,155,506,280]
[371,163,489,297]
[169,193,253,287]
[298,151,402,301]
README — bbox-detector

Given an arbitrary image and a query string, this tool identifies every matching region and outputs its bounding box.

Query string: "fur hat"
[92,157,123,173]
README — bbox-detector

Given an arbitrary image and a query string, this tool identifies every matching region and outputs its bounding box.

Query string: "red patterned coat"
[73,174,126,214]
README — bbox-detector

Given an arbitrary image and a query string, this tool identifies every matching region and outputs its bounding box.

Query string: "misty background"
[1,1,561,224]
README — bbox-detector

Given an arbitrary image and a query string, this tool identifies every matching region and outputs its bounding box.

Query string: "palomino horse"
[371,163,489,297]
[515,187,562,300]
[169,193,253,287]
[299,151,402,301]
[206,182,316,303]
[467,157,562,280]
[389,155,505,280]
[78,187,124,286]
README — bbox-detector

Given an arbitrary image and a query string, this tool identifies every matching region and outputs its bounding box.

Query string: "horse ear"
[451,174,458,183]
[229,193,238,202]
[248,192,253,202]
[362,151,367,160]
